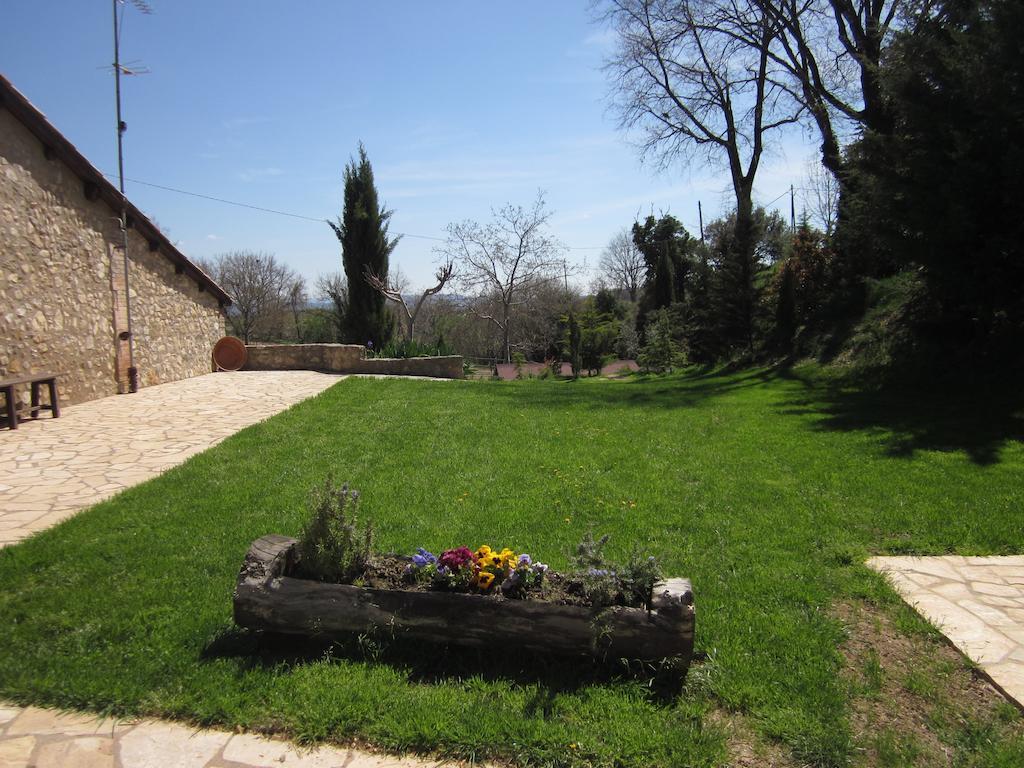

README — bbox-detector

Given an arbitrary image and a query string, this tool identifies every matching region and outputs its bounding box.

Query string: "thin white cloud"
[222,116,274,130]
[206,234,221,241]
[566,28,617,58]
[238,167,285,182]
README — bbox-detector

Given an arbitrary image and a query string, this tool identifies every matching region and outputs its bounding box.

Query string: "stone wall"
[0,108,225,407]
[244,344,464,379]
[244,344,364,373]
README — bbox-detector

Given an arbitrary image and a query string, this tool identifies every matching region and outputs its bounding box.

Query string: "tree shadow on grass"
[777,367,1024,466]
[202,626,688,707]
[481,367,780,412]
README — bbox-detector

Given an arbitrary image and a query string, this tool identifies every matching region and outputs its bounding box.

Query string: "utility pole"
[790,184,796,232]
[698,200,705,243]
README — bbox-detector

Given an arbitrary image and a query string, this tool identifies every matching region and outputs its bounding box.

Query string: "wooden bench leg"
[31,381,40,419]
[3,385,16,430]
[48,378,60,419]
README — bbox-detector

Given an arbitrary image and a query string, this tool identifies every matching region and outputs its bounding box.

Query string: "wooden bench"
[1,373,62,430]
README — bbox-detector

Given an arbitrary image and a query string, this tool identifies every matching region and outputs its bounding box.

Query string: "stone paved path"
[868,555,1024,708]
[0,704,468,768]
[0,371,342,547]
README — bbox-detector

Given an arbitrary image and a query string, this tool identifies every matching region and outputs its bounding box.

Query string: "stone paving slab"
[0,371,342,547]
[868,555,1024,708]
[0,705,476,768]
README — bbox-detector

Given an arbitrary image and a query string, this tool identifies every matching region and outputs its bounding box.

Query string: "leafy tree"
[841,0,1024,350]
[328,144,399,348]
[632,214,694,339]
[615,315,640,360]
[774,260,798,354]
[593,286,622,318]
[683,242,718,364]
[706,208,786,356]
[567,311,583,379]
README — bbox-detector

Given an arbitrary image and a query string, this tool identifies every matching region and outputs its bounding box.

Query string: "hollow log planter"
[234,535,695,665]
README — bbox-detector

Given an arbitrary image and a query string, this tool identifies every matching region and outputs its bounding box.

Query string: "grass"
[0,366,1023,766]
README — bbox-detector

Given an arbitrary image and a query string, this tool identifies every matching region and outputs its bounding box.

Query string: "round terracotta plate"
[212,336,247,371]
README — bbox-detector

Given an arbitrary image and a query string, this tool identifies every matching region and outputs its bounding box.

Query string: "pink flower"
[439,546,475,572]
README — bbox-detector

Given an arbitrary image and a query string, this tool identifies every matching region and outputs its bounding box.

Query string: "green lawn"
[1,368,1022,766]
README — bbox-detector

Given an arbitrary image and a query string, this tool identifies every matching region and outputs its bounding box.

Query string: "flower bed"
[233,534,695,664]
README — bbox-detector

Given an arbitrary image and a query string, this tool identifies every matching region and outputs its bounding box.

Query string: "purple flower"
[411,547,437,568]
[534,562,549,573]
[518,553,532,567]
[367,340,374,349]
[587,568,610,577]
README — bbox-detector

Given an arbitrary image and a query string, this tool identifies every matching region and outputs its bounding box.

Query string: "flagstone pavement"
[0,705,467,768]
[0,371,344,548]
[868,555,1024,709]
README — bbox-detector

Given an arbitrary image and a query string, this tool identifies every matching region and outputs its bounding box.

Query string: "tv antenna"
[111,0,153,394]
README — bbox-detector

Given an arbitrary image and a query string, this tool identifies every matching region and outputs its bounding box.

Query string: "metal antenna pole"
[110,0,151,391]
[113,0,137,392]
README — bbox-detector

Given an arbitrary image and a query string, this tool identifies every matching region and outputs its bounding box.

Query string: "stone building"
[0,74,231,406]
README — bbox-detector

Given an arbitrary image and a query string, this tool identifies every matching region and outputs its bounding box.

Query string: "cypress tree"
[328,143,399,348]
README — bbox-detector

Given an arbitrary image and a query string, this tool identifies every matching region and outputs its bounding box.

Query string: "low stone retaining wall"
[243,344,464,379]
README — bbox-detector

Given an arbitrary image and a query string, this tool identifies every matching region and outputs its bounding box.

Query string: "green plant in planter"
[572,529,662,609]
[295,479,373,583]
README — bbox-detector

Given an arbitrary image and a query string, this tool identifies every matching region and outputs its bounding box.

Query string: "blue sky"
[3,1,817,291]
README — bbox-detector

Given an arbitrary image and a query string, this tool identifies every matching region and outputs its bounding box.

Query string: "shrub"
[512,350,526,379]
[295,479,374,583]
[368,337,455,359]
[638,309,685,374]
[571,529,662,609]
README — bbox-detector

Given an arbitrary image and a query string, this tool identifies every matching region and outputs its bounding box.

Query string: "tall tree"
[632,214,693,317]
[749,0,906,178]
[602,0,803,293]
[328,144,399,348]
[844,0,1024,344]
[707,207,787,355]
[442,192,566,363]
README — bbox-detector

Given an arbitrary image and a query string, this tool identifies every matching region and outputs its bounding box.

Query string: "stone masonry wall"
[244,344,465,379]
[0,108,225,407]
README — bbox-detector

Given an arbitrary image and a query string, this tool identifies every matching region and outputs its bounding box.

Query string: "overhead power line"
[105,172,804,252]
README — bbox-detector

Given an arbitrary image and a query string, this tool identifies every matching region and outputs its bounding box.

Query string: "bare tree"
[599,228,645,302]
[285,276,308,342]
[602,0,803,283]
[804,159,839,235]
[365,261,455,343]
[715,0,907,179]
[206,251,298,343]
[441,193,566,363]
[316,272,348,342]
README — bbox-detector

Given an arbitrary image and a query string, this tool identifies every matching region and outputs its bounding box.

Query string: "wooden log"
[234,536,694,664]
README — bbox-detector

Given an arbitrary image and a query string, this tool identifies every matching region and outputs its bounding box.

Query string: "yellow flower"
[477,572,495,589]
[476,545,492,558]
